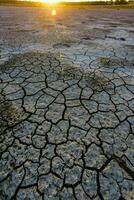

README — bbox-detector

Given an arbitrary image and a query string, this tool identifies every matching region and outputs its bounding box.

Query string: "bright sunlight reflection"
[51,9,57,16]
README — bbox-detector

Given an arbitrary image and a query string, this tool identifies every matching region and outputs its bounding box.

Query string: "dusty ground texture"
[0,6,134,200]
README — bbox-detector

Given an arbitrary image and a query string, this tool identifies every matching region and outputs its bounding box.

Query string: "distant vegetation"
[0,0,134,8]
[59,0,132,5]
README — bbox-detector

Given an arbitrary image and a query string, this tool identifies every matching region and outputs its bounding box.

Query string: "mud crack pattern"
[0,6,134,200]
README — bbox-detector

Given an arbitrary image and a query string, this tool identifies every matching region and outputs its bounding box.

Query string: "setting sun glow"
[39,0,59,3]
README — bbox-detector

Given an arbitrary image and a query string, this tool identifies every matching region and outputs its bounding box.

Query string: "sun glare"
[41,0,59,4]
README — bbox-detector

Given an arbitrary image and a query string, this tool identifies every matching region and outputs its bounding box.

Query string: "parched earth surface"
[0,6,134,200]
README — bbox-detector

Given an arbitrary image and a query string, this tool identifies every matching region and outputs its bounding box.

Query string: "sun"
[40,0,59,3]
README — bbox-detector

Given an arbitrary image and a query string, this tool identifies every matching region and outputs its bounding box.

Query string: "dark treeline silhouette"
[0,0,40,6]
[0,0,133,6]
[59,0,130,5]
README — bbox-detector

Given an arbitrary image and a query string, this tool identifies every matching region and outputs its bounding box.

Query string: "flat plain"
[0,5,134,200]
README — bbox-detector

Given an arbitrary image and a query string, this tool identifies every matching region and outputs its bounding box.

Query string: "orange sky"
[22,0,112,2]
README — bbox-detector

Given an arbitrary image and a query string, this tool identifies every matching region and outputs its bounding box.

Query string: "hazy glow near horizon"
[25,0,113,2]
[21,0,130,3]
[40,0,59,3]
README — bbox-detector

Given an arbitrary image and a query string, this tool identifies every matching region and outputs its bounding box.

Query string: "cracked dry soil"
[0,6,134,200]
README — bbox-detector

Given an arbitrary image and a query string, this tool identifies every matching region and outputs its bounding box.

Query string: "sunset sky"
[22,0,112,2]
[18,0,131,3]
